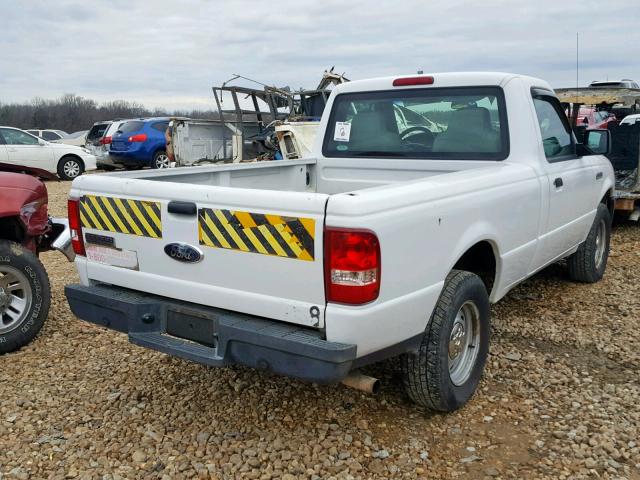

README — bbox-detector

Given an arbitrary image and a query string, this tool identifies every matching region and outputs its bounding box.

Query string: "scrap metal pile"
[212,68,349,162]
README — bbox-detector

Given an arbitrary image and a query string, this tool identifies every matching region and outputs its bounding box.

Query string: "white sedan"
[54,130,88,147]
[0,126,96,180]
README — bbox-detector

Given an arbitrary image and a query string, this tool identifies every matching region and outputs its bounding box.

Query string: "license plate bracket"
[166,307,219,348]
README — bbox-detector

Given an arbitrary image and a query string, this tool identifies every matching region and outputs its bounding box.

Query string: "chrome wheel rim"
[448,301,481,386]
[155,154,170,168]
[594,219,607,270]
[0,266,32,335]
[64,160,80,178]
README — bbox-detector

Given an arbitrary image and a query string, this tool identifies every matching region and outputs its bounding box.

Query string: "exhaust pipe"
[341,371,380,394]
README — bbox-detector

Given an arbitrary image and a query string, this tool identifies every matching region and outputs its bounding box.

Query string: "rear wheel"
[57,156,84,180]
[401,270,490,411]
[567,203,611,283]
[152,150,170,169]
[0,241,50,354]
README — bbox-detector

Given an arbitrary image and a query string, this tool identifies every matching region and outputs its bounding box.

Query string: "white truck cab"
[65,72,614,411]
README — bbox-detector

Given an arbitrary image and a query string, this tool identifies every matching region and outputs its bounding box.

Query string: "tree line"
[0,94,217,134]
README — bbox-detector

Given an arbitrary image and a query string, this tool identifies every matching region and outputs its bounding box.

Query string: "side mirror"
[38,138,46,146]
[578,129,611,156]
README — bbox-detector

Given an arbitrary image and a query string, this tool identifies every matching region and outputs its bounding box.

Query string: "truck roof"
[333,72,549,94]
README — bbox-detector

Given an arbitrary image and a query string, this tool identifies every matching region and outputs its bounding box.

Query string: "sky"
[1,0,638,111]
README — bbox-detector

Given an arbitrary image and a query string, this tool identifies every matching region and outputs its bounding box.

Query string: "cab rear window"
[322,87,509,160]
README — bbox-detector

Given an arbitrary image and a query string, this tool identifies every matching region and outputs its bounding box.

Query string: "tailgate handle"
[168,201,197,215]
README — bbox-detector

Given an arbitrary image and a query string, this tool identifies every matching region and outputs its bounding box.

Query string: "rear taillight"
[128,133,147,142]
[99,136,112,145]
[324,228,380,305]
[393,76,434,87]
[67,199,85,256]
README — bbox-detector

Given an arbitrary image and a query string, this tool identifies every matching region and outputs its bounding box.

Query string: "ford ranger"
[64,73,614,411]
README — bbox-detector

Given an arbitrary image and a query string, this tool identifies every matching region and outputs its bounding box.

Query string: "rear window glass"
[322,87,509,160]
[119,121,144,134]
[87,123,109,141]
[151,121,169,132]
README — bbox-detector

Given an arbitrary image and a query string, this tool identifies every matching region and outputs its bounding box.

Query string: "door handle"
[554,177,563,188]
[168,201,197,215]
[596,171,603,180]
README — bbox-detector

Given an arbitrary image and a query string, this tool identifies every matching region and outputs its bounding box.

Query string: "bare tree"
[0,94,217,133]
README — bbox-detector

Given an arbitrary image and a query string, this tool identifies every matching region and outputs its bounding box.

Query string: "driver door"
[0,128,54,170]
[530,91,600,269]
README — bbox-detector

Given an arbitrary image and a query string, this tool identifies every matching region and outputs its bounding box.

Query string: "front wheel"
[401,270,490,412]
[57,156,84,180]
[152,150,170,169]
[567,203,611,283]
[0,241,51,354]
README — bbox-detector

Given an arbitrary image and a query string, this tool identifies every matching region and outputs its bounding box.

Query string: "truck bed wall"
[114,158,486,195]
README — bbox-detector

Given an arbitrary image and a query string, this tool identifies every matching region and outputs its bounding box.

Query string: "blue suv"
[109,118,170,169]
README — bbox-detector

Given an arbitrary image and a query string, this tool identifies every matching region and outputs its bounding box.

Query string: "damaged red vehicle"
[0,164,72,353]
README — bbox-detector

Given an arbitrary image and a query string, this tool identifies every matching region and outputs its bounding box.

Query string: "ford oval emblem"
[164,243,204,263]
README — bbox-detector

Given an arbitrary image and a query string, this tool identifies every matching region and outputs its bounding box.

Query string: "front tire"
[0,241,51,354]
[57,156,84,180]
[567,203,611,283]
[401,270,490,412]
[152,150,170,169]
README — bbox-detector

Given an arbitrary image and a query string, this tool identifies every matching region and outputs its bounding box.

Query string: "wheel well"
[0,216,25,243]
[601,189,614,217]
[452,241,497,294]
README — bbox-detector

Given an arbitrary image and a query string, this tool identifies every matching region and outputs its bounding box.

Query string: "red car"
[575,107,618,129]
[0,165,72,353]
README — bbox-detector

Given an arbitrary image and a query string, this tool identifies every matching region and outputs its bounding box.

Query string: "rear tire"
[401,270,490,412]
[0,241,50,354]
[567,203,611,283]
[57,156,84,180]
[152,150,170,169]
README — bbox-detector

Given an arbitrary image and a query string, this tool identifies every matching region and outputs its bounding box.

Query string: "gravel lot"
[1,178,639,480]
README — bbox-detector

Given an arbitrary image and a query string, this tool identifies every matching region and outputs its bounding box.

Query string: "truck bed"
[69,158,494,329]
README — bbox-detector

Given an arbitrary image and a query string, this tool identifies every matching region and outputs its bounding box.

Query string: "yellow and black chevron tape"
[198,208,315,261]
[79,195,162,238]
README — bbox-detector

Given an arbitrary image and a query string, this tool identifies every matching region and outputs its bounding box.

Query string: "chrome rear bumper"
[49,217,75,261]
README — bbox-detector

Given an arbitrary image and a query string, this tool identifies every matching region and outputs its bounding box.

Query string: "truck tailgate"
[71,175,328,327]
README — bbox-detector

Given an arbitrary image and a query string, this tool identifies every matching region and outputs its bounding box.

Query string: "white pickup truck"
[64,72,614,411]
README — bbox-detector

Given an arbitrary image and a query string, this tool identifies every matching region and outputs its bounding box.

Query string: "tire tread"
[401,270,481,411]
[0,241,51,354]
[567,203,611,283]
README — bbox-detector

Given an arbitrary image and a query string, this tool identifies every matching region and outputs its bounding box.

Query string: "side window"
[151,121,169,132]
[27,130,39,136]
[0,128,39,145]
[42,131,60,141]
[532,96,575,161]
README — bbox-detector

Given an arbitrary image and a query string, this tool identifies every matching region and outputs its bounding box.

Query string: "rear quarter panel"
[324,162,542,357]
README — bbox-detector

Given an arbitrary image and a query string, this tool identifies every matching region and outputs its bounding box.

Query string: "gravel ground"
[1,178,639,480]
